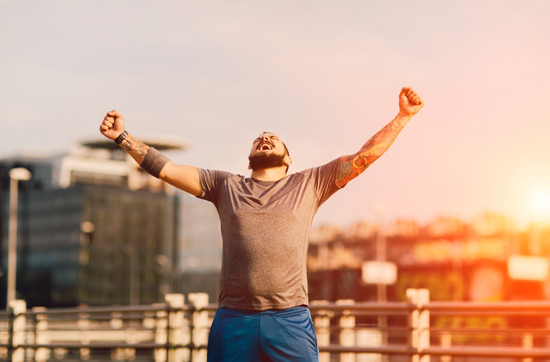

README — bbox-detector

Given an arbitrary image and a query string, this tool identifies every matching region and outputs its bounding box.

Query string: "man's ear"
[284,155,292,167]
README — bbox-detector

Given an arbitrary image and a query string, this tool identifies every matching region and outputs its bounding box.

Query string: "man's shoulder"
[198,168,240,179]
[294,158,341,178]
[197,169,245,201]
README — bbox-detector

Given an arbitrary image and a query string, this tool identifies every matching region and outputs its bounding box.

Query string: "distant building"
[0,139,185,308]
[308,215,550,304]
[177,193,222,302]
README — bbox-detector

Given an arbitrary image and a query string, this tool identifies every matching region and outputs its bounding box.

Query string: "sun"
[530,188,550,222]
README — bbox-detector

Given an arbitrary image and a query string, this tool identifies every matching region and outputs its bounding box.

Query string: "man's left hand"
[398,87,424,117]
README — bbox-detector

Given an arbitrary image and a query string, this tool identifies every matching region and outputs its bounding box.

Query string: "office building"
[0,139,182,308]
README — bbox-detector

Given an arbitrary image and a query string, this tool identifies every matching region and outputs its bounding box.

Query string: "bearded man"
[100,87,423,361]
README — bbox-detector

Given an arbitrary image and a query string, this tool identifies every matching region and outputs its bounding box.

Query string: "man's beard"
[248,152,286,171]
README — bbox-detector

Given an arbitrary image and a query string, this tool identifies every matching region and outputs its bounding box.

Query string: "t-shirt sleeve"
[309,158,344,206]
[196,168,232,205]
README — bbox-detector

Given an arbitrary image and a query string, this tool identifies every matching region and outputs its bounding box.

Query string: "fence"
[1,289,550,361]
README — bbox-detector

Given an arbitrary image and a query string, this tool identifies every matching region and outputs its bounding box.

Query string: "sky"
[1,0,550,229]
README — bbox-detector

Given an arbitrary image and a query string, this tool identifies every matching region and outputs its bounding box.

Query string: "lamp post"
[156,254,174,296]
[372,204,389,362]
[6,167,31,307]
[79,221,95,303]
[123,244,139,305]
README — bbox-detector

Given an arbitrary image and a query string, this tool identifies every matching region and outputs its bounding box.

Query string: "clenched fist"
[100,110,125,141]
[398,87,424,117]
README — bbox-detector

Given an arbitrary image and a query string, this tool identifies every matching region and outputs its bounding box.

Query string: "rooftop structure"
[52,137,185,192]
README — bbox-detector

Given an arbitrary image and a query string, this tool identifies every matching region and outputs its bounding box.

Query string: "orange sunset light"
[528,187,550,224]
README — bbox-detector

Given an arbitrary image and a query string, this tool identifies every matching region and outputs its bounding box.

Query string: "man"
[100,87,423,361]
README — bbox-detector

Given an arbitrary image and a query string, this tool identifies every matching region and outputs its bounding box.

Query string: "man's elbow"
[157,161,174,180]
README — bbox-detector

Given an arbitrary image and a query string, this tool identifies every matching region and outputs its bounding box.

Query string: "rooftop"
[80,137,186,151]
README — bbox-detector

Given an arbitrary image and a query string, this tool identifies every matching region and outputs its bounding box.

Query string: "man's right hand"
[100,110,125,141]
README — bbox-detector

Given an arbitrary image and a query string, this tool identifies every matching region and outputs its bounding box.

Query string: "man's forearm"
[335,114,411,187]
[119,134,151,165]
[100,110,170,178]
[119,134,171,179]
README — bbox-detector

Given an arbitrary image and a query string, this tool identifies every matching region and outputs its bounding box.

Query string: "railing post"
[165,293,189,362]
[110,311,134,361]
[78,311,91,360]
[337,299,355,362]
[188,293,209,362]
[122,310,137,361]
[522,332,533,362]
[8,299,26,362]
[32,306,50,362]
[154,303,169,362]
[312,300,331,362]
[407,288,430,362]
[356,328,383,362]
[439,331,451,362]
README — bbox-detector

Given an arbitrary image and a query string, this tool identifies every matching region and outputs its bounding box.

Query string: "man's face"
[248,132,291,171]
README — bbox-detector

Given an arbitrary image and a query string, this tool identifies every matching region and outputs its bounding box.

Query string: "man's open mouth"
[258,141,274,151]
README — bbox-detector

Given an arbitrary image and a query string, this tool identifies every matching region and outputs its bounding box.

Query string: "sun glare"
[530,188,550,222]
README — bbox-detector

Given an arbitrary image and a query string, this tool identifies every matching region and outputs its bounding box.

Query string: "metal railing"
[311,289,550,361]
[1,289,550,361]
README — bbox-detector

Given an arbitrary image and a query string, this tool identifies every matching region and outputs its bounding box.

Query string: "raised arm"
[100,110,203,196]
[335,87,424,187]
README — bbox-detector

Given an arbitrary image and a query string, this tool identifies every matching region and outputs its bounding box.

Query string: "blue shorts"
[207,306,319,361]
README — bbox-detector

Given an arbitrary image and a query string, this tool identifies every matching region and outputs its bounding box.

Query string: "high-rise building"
[0,139,183,308]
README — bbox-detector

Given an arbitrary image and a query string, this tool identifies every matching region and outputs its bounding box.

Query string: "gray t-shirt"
[198,159,342,310]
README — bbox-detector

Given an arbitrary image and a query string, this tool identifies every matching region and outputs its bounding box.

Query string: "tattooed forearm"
[118,134,151,163]
[335,114,410,187]
[120,138,134,152]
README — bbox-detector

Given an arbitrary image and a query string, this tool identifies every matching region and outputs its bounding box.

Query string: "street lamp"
[123,244,139,305]
[6,167,31,307]
[156,254,174,296]
[79,221,95,303]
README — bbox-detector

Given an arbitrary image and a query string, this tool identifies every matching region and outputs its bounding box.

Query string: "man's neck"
[250,166,287,182]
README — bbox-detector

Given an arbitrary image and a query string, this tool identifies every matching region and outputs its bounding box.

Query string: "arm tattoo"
[335,116,408,187]
[120,137,150,159]
[120,138,134,152]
